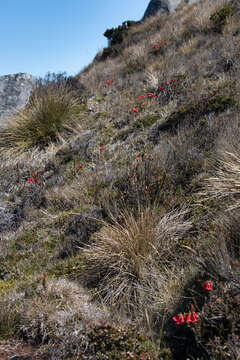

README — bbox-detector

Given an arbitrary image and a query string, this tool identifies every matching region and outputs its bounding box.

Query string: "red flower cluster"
[138,95,146,99]
[107,78,115,86]
[99,146,105,151]
[204,281,213,291]
[158,80,175,92]
[76,163,83,169]
[173,312,199,325]
[27,178,35,184]
[234,41,240,45]
[148,93,158,98]
[26,169,44,186]
[131,108,139,113]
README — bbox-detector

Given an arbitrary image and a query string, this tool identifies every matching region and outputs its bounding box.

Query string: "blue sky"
[0,0,149,78]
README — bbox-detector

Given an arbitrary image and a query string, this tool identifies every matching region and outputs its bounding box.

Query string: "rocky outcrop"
[0,73,35,126]
[143,0,170,19]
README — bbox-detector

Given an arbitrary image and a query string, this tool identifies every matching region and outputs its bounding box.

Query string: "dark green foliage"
[104,21,137,46]
[210,5,234,33]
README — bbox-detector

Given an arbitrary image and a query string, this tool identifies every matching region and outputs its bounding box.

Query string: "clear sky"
[0,0,150,78]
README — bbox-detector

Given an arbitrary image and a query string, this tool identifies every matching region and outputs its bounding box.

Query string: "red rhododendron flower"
[165,81,170,85]
[159,87,165,91]
[148,93,154,98]
[138,95,144,99]
[76,163,83,169]
[204,281,213,291]
[170,79,174,83]
[192,312,199,323]
[131,108,139,113]
[27,178,35,183]
[99,146,105,151]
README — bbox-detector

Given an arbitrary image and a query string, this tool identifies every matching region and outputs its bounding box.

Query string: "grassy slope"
[0,0,240,358]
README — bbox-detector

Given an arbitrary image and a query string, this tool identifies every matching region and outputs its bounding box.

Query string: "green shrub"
[104,21,137,46]
[210,5,234,33]
[0,73,82,155]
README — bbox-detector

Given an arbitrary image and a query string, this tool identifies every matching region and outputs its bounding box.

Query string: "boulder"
[0,73,35,126]
[143,0,170,20]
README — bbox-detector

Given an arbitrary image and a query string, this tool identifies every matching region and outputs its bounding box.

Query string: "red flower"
[184,313,192,323]
[148,93,154,98]
[131,108,139,113]
[192,312,199,323]
[27,178,35,184]
[99,146,105,151]
[173,314,185,325]
[170,79,174,83]
[138,95,144,99]
[165,81,170,85]
[204,281,213,291]
[159,86,165,91]
[107,80,111,86]
[76,163,83,169]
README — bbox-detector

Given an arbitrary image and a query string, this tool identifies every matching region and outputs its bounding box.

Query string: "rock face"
[0,73,35,126]
[143,0,170,19]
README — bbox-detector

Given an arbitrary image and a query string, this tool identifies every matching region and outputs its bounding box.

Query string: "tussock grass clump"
[200,150,240,210]
[80,207,192,314]
[0,73,82,156]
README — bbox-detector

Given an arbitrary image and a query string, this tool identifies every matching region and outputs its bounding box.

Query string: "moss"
[133,114,160,129]
[0,280,18,295]
[210,5,234,33]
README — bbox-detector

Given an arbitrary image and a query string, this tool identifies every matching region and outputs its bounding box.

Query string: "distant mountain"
[0,73,35,126]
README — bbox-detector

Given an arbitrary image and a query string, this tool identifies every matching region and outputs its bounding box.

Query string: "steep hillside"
[0,0,239,359]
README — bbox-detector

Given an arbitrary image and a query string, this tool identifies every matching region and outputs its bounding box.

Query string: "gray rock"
[143,0,170,20]
[0,73,35,126]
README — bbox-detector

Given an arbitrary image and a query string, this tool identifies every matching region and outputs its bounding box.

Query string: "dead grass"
[80,207,192,317]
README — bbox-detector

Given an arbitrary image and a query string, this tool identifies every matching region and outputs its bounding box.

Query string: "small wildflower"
[204,281,213,291]
[159,86,165,91]
[170,79,174,83]
[27,178,35,184]
[165,81,170,85]
[148,93,154,98]
[76,163,83,169]
[131,108,139,113]
[99,146,105,151]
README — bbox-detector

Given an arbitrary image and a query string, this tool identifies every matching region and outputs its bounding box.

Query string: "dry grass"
[80,207,192,316]
[200,150,240,210]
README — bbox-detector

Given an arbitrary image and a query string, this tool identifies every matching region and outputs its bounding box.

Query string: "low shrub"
[210,5,234,33]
